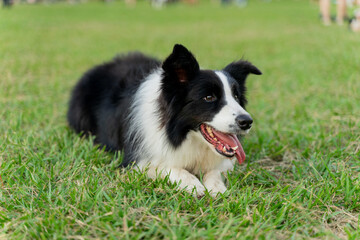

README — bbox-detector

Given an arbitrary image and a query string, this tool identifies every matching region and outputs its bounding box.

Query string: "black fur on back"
[67,52,161,151]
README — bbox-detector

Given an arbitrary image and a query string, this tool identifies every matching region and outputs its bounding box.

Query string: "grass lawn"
[1,0,360,239]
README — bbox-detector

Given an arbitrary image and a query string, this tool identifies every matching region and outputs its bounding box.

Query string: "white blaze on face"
[207,71,251,133]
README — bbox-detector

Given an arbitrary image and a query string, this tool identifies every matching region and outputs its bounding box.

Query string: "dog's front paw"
[205,180,227,197]
[180,177,206,197]
[164,168,206,197]
[203,171,227,197]
[184,182,206,197]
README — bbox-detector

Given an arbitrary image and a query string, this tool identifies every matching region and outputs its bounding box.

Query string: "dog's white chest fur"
[149,131,235,174]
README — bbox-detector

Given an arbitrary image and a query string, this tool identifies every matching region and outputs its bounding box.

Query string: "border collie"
[67,44,261,197]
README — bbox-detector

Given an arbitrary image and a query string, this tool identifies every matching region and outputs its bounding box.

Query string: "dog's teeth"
[213,137,217,141]
[223,146,226,152]
[209,132,214,138]
[232,146,238,151]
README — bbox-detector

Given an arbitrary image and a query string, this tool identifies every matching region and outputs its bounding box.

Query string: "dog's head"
[160,44,261,163]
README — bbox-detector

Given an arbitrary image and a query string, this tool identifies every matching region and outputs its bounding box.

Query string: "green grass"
[1,0,360,239]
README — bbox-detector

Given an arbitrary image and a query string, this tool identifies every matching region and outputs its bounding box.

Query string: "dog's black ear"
[162,44,200,83]
[223,60,262,83]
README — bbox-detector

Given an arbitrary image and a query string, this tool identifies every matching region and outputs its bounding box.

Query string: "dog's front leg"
[147,167,205,197]
[203,170,227,197]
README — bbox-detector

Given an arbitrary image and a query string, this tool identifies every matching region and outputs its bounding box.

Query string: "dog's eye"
[232,86,240,102]
[203,95,217,102]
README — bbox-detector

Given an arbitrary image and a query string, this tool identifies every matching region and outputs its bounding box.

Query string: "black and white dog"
[67,44,261,196]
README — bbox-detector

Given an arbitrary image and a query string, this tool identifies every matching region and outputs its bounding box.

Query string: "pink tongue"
[212,130,246,164]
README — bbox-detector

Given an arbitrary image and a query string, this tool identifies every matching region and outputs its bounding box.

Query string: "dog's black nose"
[236,115,253,130]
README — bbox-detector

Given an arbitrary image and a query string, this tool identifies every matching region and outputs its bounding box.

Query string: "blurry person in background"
[235,0,247,7]
[350,9,360,32]
[221,0,231,5]
[320,0,347,25]
[3,0,12,7]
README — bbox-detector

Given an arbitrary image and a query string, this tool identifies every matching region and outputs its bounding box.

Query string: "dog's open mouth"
[200,123,246,164]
